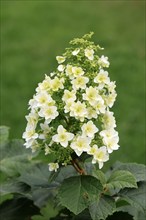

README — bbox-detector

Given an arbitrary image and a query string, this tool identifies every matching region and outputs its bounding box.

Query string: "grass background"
[1,0,145,165]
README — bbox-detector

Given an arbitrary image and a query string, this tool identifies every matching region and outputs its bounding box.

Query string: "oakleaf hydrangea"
[23,32,119,172]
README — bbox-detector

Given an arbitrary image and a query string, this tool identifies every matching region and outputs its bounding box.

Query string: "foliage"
[0,126,146,220]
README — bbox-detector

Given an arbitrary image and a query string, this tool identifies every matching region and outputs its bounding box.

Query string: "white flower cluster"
[23,33,119,172]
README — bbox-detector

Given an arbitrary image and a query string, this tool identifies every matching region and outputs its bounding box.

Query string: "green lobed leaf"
[58,175,103,215]
[0,139,32,177]
[31,202,59,220]
[106,170,137,190]
[89,195,116,220]
[0,197,39,220]
[0,181,30,197]
[117,205,146,220]
[118,181,146,213]
[112,161,146,182]
[92,170,107,186]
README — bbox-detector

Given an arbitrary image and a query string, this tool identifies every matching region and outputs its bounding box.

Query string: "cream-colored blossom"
[72,49,80,56]
[39,122,51,139]
[34,91,52,107]
[107,81,116,93]
[72,66,84,77]
[57,64,65,72]
[62,90,76,102]
[25,112,38,128]
[56,56,65,64]
[102,110,116,129]
[98,55,110,68]
[81,121,98,138]
[48,163,59,172]
[83,86,101,106]
[64,100,74,113]
[94,69,110,86]
[52,125,74,147]
[104,92,117,108]
[70,101,87,121]
[23,126,38,143]
[38,105,58,121]
[104,136,120,154]
[86,107,98,119]
[94,99,106,114]
[71,76,89,90]
[85,48,94,60]
[70,136,91,156]
[51,77,64,91]
[65,64,74,79]
[89,145,109,169]
[36,76,52,93]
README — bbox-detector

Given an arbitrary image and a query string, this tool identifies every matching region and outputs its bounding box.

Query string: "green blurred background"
[1,0,145,165]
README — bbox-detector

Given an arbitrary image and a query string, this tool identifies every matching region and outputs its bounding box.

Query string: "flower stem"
[71,158,86,175]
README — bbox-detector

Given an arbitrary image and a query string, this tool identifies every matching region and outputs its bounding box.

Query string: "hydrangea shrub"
[23,32,119,172]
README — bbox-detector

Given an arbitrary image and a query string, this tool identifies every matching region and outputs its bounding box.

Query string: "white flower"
[81,121,98,138]
[34,91,52,107]
[70,101,87,121]
[36,76,52,93]
[39,122,51,139]
[94,98,106,114]
[86,107,98,119]
[104,92,117,108]
[48,163,59,172]
[100,129,118,139]
[28,98,38,109]
[89,145,109,169]
[72,66,84,77]
[52,125,74,147]
[98,55,110,68]
[62,90,76,102]
[94,69,110,86]
[71,76,89,90]
[104,136,120,154]
[56,56,65,64]
[85,48,94,60]
[83,86,100,106]
[102,110,116,129]
[70,136,91,156]
[51,77,64,91]
[72,49,80,56]
[38,105,59,121]
[25,112,38,129]
[107,81,116,93]
[100,129,119,154]
[23,126,38,143]
[65,64,74,79]
[57,64,65,72]
[64,100,74,113]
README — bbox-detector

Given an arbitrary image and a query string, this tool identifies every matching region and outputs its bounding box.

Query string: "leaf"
[89,195,116,220]
[31,202,59,220]
[92,170,107,185]
[0,181,30,196]
[117,205,146,220]
[0,139,32,177]
[118,182,146,213]
[0,126,9,145]
[112,161,146,182]
[19,164,59,207]
[106,170,137,190]
[19,164,52,187]
[0,197,39,220]
[58,175,103,215]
